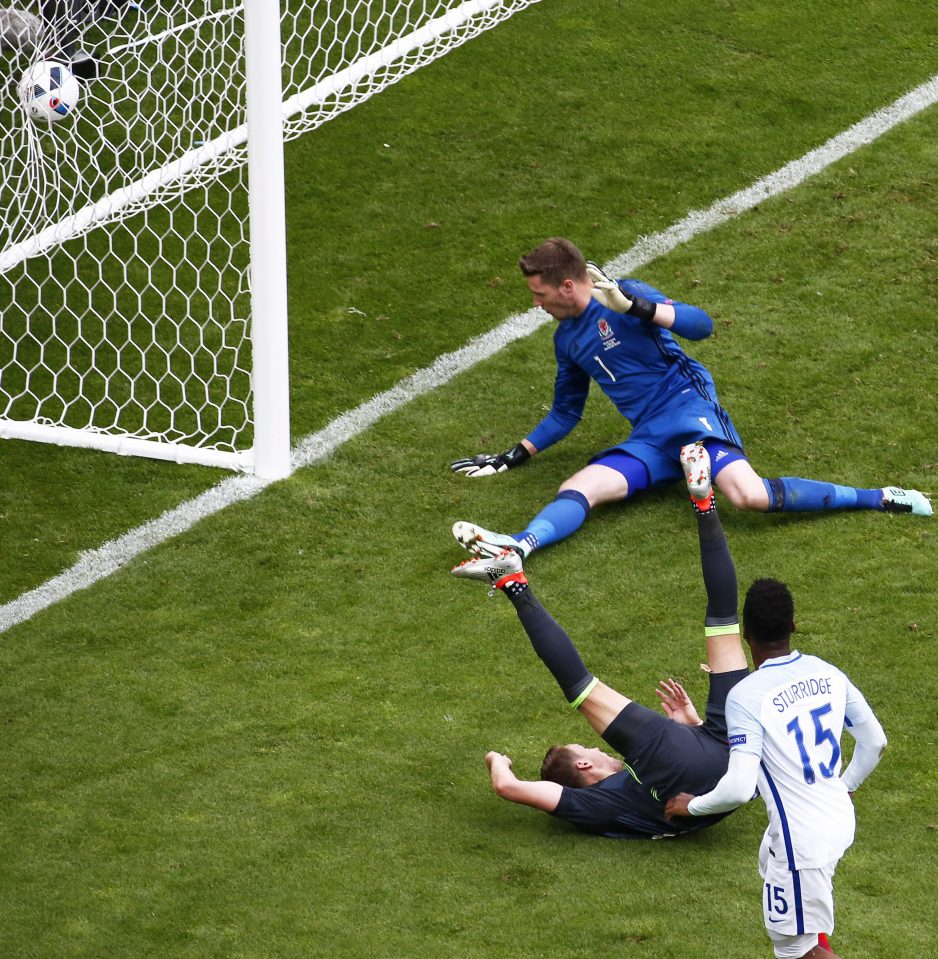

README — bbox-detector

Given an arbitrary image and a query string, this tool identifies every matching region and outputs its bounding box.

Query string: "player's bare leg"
[712,458,770,510]
[558,462,630,507]
[799,939,841,958]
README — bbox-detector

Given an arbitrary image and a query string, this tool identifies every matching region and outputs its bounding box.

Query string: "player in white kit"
[665,446,888,959]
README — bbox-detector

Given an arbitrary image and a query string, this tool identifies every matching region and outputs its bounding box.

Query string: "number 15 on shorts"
[764,882,789,921]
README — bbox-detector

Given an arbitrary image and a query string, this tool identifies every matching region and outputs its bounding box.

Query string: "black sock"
[500,577,528,599]
[506,588,595,704]
[696,506,738,626]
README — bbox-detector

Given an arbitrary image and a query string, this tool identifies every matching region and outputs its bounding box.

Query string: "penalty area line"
[1,71,937,634]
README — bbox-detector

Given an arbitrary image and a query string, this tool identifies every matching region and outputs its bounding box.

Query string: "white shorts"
[758,835,838,959]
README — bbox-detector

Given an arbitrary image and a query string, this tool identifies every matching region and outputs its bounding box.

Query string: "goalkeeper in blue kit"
[450,238,931,560]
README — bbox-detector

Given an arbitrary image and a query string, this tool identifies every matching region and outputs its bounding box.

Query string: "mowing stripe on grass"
[2,73,937,635]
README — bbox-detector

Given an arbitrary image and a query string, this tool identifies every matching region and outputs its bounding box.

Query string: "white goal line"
[1,71,937,634]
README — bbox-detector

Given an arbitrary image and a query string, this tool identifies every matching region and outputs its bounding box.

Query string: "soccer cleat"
[452,520,529,559]
[817,932,832,952]
[451,549,527,593]
[881,487,933,517]
[681,442,713,501]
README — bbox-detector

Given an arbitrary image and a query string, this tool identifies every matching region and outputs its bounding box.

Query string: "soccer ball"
[18,60,81,124]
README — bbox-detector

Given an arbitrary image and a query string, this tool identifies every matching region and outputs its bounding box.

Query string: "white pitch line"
[608,74,938,276]
[2,73,937,634]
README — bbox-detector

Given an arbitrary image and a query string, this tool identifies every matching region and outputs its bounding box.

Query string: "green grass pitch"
[1,2,937,956]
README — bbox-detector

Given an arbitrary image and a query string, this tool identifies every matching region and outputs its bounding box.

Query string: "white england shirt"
[724,651,877,870]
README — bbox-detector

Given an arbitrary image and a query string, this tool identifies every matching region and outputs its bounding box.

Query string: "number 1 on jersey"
[594,355,616,382]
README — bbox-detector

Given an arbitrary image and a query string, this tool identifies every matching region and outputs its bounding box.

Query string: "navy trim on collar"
[758,651,802,669]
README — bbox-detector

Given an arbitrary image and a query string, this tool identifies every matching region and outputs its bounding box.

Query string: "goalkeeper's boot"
[680,442,714,512]
[881,487,932,516]
[452,521,530,559]
[451,549,527,594]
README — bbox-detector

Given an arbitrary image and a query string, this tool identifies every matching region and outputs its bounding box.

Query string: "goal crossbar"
[2,0,516,277]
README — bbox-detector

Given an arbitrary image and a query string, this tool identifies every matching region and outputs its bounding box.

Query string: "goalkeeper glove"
[450,443,531,477]
[586,262,656,322]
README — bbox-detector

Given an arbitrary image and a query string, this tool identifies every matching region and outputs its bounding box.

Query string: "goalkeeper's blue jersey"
[526,280,723,454]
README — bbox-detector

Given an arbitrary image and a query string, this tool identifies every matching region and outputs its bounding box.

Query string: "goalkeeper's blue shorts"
[591,395,745,487]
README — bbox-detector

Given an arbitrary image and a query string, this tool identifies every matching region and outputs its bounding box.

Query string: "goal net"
[0,0,541,473]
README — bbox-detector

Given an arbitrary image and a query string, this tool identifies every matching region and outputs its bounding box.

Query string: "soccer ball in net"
[18,60,81,124]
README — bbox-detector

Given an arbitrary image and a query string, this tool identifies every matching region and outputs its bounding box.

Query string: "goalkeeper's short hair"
[519,237,588,286]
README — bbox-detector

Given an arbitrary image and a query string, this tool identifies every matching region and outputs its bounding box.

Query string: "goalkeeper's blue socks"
[516,490,591,552]
[763,477,883,512]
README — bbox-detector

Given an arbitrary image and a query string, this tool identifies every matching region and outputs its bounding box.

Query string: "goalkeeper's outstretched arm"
[586,262,712,340]
[450,439,536,478]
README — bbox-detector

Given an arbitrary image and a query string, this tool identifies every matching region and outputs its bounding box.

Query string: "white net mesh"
[0,0,540,469]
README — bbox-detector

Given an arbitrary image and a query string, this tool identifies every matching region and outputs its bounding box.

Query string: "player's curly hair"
[519,237,588,286]
[540,745,588,788]
[743,577,795,647]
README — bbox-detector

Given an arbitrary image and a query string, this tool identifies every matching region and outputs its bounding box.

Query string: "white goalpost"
[0,0,541,477]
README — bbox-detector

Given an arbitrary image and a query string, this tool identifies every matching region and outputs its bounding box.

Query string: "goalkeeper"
[450,237,931,561]
[452,445,749,839]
